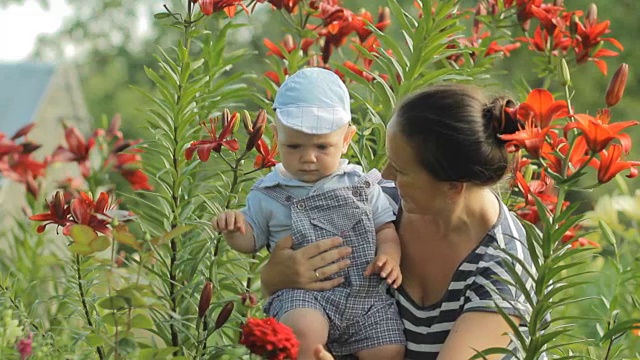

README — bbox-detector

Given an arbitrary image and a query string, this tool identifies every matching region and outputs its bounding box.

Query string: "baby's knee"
[356,344,405,360]
[280,308,329,343]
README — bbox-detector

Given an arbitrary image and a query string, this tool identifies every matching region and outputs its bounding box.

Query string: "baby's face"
[275,124,352,183]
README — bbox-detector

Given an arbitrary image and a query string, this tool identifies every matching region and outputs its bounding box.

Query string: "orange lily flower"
[263,35,313,59]
[499,118,551,158]
[254,138,278,169]
[565,109,638,153]
[199,0,248,17]
[517,88,569,128]
[593,144,640,184]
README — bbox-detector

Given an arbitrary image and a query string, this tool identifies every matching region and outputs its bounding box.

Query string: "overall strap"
[251,179,298,207]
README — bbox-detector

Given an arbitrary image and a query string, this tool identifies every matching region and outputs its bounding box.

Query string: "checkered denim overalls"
[260,171,406,355]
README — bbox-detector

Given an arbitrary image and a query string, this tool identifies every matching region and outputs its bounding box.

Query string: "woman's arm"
[437,312,519,360]
[260,235,353,296]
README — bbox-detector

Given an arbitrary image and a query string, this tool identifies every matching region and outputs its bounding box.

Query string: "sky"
[0,0,70,61]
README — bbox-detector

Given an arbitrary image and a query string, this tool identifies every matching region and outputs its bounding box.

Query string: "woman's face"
[382,117,449,215]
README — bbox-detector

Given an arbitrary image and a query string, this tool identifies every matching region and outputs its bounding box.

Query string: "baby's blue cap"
[273,67,351,134]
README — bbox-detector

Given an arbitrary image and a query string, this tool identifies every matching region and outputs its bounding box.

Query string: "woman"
[261,84,536,359]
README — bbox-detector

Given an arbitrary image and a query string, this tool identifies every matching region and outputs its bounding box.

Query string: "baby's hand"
[364,254,402,288]
[213,210,246,235]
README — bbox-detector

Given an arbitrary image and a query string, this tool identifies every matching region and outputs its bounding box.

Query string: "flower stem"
[75,254,105,360]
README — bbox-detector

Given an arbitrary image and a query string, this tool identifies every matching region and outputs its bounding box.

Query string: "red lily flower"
[110,152,153,191]
[499,119,551,158]
[573,18,623,75]
[485,41,521,57]
[541,134,598,176]
[517,26,572,54]
[517,88,569,128]
[185,111,240,162]
[343,61,374,82]
[351,7,391,43]
[593,144,640,184]
[561,226,599,248]
[0,153,47,183]
[254,138,278,169]
[264,35,313,59]
[199,0,248,17]
[52,125,96,178]
[565,109,638,154]
[257,0,301,13]
[69,192,117,235]
[29,191,72,233]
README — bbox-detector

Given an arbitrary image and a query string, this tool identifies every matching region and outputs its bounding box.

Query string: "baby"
[213,68,405,360]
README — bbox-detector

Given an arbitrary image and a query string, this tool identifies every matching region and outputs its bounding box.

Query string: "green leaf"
[114,228,141,250]
[90,235,111,252]
[68,224,97,245]
[152,225,194,246]
[85,333,104,347]
[130,314,155,329]
[117,337,138,355]
[68,243,94,255]
[153,12,172,20]
[97,296,129,310]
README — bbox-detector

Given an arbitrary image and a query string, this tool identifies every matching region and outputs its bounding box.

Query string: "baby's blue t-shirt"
[242,160,396,251]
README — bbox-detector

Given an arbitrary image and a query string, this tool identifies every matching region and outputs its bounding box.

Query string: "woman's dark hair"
[392,84,520,186]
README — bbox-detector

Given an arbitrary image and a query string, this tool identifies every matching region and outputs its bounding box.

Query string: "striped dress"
[393,201,535,360]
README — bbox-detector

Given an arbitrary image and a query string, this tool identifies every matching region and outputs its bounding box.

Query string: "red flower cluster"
[259,1,393,85]
[185,109,278,170]
[502,1,623,74]
[0,123,47,197]
[195,0,248,17]
[29,191,122,236]
[503,86,639,248]
[51,116,153,192]
[240,317,299,360]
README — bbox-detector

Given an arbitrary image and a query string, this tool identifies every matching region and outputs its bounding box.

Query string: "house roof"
[0,62,55,138]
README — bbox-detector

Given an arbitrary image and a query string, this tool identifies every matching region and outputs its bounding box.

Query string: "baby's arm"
[213,211,256,254]
[364,222,402,288]
[375,222,401,266]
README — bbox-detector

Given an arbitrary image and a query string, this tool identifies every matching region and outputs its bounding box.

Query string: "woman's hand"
[260,235,352,296]
[313,345,334,360]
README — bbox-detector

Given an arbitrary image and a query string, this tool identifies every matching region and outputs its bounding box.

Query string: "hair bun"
[483,96,520,142]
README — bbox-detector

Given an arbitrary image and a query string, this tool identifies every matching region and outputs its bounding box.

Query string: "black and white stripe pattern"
[394,202,535,360]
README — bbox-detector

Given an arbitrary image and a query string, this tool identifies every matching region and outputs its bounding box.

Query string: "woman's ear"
[342,125,357,153]
[270,123,279,143]
[446,182,465,202]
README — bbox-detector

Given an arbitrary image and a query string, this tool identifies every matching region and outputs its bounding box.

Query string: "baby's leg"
[356,344,405,360]
[280,308,329,360]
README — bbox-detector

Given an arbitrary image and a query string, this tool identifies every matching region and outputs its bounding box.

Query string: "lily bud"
[21,141,42,154]
[108,114,122,138]
[242,110,254,134]
[605,63,629,107]
[198,281,213,319]
[245,124,265,151]
[377,7,391,30]
[222,109,232,130]
[553,0,564,6]
[570,14,580,37]
[54,191,67,219]
[11,123,35,140]
[559,58,571,86]
[240,292,258,307]
[214,301,235,330]
[283,34,295,51]
[252,109,267,130]
[585,3,598,27]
